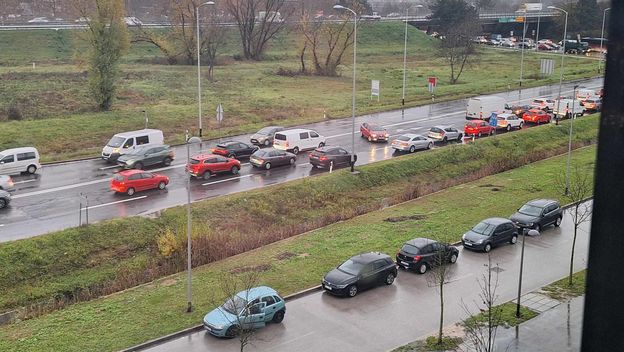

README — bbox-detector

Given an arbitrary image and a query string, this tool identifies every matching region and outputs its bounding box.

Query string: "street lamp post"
[518,9,528,87]
[334,4,357,173]
[142,109,148,129]
[548,6,568,126]
[196,1,215,138]
[402,4,423,106]
[599,8,611,73]
[185,131,202,313]
[516,229,540,318]
[564,85,579,195]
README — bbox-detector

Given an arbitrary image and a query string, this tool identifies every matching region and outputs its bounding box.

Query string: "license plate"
[401,261,409,266]
[204,325,211,331]
[324,284,332,290]
[464,242,472,246]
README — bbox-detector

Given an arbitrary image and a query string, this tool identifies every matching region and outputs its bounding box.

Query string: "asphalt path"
[0,77,603,242]
[144,206,591,352]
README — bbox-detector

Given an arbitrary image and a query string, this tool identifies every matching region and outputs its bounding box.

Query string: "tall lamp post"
[196,1,215,138]
[548,6,568,125]
[564,85,579,195]
[185,131,202,313]
[599,8,611,73]
[516,229,540,318]
[517,9,528,87]
[402,4,423,106]
[334,4,358,173]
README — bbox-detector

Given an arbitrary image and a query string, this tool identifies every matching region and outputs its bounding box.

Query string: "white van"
[466,96,507,120]
[553,99,584,118]
[0,147,41,175]
[102,129,164,162]
[273,129,326,154]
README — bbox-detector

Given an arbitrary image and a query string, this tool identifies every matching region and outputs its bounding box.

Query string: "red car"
[186,153,241,180]
[522,109,551,124]
[110,169,169,196]
[360,122,389,142]
[464,120,495,137]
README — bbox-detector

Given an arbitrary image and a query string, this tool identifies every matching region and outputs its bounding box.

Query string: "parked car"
[391,134,433,153]
[322,252,397,297]
[396,238,459,274]
[537,43,555,51]
[487,39,501,46]
[522,109,551,124]
[110,170,169,196]
[250,126,284,147]
[186,154,241,180]
[463,120,494,137]
[102,129,164,162]
[0,175,15,191]
[427,126,463,143]
[510,199,563,232]
[505,104,531,118]
[496,113,524,131]
[273,129,326,155]
[360,123,389,142]
[249,148,296,170]
[203,286,286,338]
[583,98,602,112]
[211,141,259,159]
[309,146,356,169]
[0,147,41,175]
[461,218,519,252]
[500,39,515,48]
[117,145,174,169]
[0,190,10,209]
[531,98,556,112]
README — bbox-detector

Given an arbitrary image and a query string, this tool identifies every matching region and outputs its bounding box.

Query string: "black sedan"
[249,148,296,170]
[396,238,459,274]
[510,199,563,232]
[211,141,259,159]
[322,252,397,297]
[462,218,518,252]
[309,146,357,169]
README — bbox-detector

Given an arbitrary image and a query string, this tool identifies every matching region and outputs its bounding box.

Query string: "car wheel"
[202,171,212,180]
[555,216,562,227]
[417,262,428,274]
[427,143,433,150]
[162,157,172,166]
[272,310,285,323]
[228,153,236,159]
[409,145,416,153]
[289,158,296,165]
[347,285,358,297]
[158,181,166,190]
[264,162,271,170]
[484,243,492,253]
[533,224,542,232]
[318,142,325,148]
[510,235,518,244]
[489,129,493,136]
[507,125,511,132]
[127,188,135,196]
[442,136,448,143]
[231,166,240,175]
[264,139,271,147]
[134,162,144,170]
[457,134,463,141]
[0,199,6,209]
[27,165,37,174]
[449,253,458,264]
[368,136,372,142]
[518,122,524,129]
[225,325,240,338]
[385,272,395,285]
[292,147,299,155]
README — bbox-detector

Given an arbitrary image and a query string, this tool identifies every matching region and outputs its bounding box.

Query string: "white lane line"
[13,178,111,199]
[202,174,253,186]
[84,196,148,210]
[98,165,120,170]
[0,224,4,227]
[13,179,37,184]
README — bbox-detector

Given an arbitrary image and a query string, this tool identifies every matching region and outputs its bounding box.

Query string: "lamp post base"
[186,302,193,313]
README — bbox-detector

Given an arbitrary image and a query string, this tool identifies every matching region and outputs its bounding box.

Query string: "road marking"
[12,178,111,199]
[0,224,4,227]
[13,179,37,184]
[98,165,120,170]
[83,196,148,210]
[202,174,253,186]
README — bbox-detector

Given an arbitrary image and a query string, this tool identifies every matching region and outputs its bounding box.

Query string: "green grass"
[0,123,598,351]
[463,302,538,330]
[542,269,587,301]
[0,23,601,161]
[391,336,462,352]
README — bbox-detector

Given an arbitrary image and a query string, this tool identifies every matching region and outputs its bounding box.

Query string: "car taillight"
[413,255,421,261]
[285,141,289,148]
[401,142,408,147]
[319,156,328,161]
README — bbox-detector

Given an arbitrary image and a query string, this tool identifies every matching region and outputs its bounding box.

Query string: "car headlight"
[476,239,484,244]
[528,222,534,228]
[125,159,135,165]
[112,148,120,153]
[212,324,224,330]
[335,283,349,289]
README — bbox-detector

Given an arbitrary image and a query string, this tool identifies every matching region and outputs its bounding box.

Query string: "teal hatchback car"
[203,286,286,338]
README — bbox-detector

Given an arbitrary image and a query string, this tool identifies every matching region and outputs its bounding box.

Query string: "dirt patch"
[479,184,504,188]
[298,253,310,258]
[160,278,177,287]
[229,264,272,274]
[384,214,427,223]
[275,252,296,261]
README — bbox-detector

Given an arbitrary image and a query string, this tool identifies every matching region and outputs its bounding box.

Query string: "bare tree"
[461,254,502,352]
[437,19,480,84]
[224,0,290,60]
[425,246,457,346]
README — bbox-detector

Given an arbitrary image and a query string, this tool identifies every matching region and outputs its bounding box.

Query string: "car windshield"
[126,146,149,155]
[338,259,365,275]
[518,204,543,216]
[222,295,248,315]
[189,158,200,165]
[401,244,421,256]
[107,136,125,148]
[430,127,443,133]
[397,136,411,141]
[257,127,274,135]
[113,174,124,181]
[466,122,477,127]
[532,100,543,104]
[471,222,497,235]
[369,125,384,132]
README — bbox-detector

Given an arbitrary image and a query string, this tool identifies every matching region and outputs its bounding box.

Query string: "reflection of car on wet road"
[186,154,241,180]
[427,126,463,143]
[0,190,11,209]
[322,252,397,297]
[250,148,296,170]
[391,134,433,153]
[396,238,459,274]
[360,123,389,142]
[203,286,286,338]
[309,146,356,169]
[211,141,259,159]
[250,126,284,147]
[0,175,14,191]
[510,199,563,232]
[117,145,174,170]
[462,218,518,252]
[463,120,494,137]
[110,170,169,196]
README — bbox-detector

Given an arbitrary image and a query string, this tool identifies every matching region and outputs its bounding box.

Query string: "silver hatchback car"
[427,126,463,143]
[391,134,434,153]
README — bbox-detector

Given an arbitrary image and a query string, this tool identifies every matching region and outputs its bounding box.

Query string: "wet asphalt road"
[0,77,603,242]
[144,207,591,352]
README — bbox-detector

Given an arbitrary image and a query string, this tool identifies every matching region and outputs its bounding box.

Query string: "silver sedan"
[391,134,434,153]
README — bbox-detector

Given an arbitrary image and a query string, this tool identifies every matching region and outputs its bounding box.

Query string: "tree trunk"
[438,278,444,344]
[569,220,578,286]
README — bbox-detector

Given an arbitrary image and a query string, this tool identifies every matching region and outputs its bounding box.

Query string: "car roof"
[400,133,422,138]
[405,237,439,248]
[0,147,38,154]
[432,125,451,129]
[350,252,391,263]
[114,129,162,137]
[191,153,220,160]
[528,108,543,112]
[482,217,513,225]
[215,141,241,147]
[275,128,317,135]
[117,169,144,176]
[236,286,278,301]
[497,113,515,118]
[525,199,558,207]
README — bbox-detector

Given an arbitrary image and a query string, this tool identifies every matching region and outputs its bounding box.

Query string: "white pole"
[519,11,527,87]
[196,6,203,138]
[549,7,568,125]
[186,131,192,313]
[599,8,610,73]
[565,86,578,196]
[401,6,409,106]
[535,4,542,48]
[351,11,357,173]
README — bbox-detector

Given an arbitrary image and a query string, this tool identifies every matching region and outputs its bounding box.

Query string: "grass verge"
[391,336,462,352]
[0,116,599,321]
[541,269,587,301]
[0,134,597,351]
[463,302,538,330]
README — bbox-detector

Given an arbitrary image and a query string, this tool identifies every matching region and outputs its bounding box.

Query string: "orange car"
[522,109,551,124]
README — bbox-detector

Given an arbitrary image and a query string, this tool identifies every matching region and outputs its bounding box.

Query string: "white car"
[391,134,434,153]
[531,98,556,112]
[496,113,524,131]
[124,17,143,26]
[28,17,49,23]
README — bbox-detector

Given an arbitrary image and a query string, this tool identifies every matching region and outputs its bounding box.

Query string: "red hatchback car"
[186,153,241,180]
[360,122,389,142]
[522,109,551,124]
[110,170,169,196]
[464,120,495,137]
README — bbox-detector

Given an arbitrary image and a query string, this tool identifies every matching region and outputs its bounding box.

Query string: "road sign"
[428,77,437,93]
[524,3,543,11]
[216,103,224,122]
[515,16,525,23]
[371,80,380,101]
[489,113,498,127]
[498,17,515,23]
[540,59,555,76]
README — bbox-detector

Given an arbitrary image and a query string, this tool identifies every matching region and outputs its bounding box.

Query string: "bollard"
[329,161,334,173]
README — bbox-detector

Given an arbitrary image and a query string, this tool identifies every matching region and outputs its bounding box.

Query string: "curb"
[120,285,323,352]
